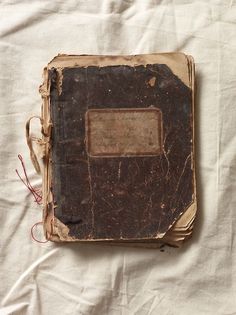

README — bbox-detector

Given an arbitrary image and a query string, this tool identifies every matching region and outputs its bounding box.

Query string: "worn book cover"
[38,53,196,247]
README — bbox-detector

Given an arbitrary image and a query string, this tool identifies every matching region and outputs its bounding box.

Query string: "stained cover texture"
[49,63,194,240]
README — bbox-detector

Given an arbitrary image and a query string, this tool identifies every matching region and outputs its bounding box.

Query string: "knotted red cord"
[15,154,42,205]
[16,154,51,243]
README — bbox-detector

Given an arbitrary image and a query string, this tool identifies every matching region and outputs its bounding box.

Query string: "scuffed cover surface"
[49,62,194,240]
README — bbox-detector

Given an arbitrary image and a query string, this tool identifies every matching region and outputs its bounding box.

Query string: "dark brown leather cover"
[44,54,195,243]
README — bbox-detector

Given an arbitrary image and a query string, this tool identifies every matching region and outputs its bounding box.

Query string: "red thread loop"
[15,154,42,205]
[31,221,49,243]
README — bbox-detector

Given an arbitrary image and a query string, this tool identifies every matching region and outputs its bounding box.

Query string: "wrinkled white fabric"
[0,1,236,314]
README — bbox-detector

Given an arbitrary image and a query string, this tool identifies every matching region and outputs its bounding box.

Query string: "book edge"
[39,54,197,248]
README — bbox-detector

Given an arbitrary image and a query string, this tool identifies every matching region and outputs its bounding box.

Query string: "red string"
[15,154,42,205]
[31,221,49,243]
[16,154,50,244]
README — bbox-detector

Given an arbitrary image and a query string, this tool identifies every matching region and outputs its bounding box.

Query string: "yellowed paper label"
[85,108,162,157]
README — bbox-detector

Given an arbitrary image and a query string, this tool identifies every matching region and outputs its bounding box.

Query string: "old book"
[37,53,196,247]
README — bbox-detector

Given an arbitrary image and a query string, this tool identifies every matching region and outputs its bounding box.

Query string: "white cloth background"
[0,1,236,314]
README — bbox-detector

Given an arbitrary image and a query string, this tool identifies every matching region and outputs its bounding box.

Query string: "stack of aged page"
[34,53,196,247]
